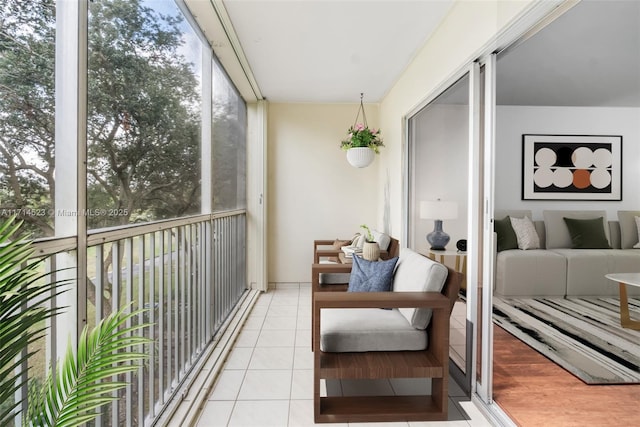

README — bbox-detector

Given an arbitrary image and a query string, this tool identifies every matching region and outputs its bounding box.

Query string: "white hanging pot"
[346,147,375,168]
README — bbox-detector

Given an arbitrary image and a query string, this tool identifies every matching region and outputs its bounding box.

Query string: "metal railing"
[14,211,247,426]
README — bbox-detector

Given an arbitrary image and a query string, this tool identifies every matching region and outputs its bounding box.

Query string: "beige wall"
[378,0,536,238]
[264,0,542,282]
[267,103,381,282]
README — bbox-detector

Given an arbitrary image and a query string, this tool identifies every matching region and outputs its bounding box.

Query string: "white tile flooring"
[195,284,494,427]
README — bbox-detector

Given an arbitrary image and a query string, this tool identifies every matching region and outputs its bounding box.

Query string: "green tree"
[84,0,202,315]
[86,0,201,229]
[0,0,201,237]
[1,0,202,314]
[0,0,56,237]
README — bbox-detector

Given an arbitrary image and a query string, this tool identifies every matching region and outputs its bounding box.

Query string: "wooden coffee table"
[605,273,640,330]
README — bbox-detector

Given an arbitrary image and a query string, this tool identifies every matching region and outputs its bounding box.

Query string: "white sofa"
[495,210,640,298]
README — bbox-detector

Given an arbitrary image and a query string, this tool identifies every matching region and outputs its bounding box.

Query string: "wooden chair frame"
[313,237,400,264]
[310,238,400,348]
[312,267,461,423]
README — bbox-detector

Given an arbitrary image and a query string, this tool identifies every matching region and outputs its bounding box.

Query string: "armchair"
[312,235,400,291]
[312,249,461,423]
[314,234,399,263]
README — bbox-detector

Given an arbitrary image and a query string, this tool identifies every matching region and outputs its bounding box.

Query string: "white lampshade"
[419,200,458,220]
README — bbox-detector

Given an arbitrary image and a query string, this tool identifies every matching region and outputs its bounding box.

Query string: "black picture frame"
[521,134,622,201]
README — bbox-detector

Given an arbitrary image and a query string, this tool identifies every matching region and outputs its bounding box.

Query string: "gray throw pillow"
[347,256,399,292]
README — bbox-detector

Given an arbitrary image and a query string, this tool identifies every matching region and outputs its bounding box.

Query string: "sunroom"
[2,1,639,426]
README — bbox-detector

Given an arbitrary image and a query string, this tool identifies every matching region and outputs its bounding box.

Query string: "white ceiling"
[219,0,640,108]
[222,0,455,103]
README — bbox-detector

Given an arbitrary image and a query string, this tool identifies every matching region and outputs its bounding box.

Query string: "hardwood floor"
[493,325,640,427]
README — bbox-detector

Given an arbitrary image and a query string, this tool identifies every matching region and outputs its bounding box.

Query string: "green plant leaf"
[28,304,152,427]
[0,217,69,427]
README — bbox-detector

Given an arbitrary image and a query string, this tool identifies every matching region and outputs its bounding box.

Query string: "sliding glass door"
[405,57,496,401]
[406,70,473,392]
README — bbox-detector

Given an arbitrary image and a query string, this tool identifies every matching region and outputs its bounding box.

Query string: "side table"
[426,249,467,291]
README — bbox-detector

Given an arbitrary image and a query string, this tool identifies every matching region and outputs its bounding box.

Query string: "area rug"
[493,297,640,384]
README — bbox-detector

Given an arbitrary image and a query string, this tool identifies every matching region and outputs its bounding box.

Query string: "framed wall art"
[522,134,622,201]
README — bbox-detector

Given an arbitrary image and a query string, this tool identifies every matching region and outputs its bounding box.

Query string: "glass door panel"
[406,72,472,391]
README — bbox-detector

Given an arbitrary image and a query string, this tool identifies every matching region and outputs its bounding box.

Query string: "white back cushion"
[371,229,391,251]
[392,248,448,330]
[618,211,640,249]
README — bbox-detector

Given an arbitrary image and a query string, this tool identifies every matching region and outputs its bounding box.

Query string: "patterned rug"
[493,296,640,384]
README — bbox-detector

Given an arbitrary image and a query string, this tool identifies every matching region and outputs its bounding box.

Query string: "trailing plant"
[340,93,383,153]
[341,123,384,153]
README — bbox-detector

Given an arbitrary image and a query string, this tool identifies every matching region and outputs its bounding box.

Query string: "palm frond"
[29,305,152,427]
[0,217,69,426]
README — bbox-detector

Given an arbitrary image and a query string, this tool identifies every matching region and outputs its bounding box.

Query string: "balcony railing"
[13,210,247,426]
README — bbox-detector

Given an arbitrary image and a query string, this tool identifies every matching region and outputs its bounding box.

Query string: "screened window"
[212,58,247,212]
[87,0,202,229]
[0,0,56,238]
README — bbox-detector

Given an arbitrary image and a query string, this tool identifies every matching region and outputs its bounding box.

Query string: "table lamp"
[420,200,458,250]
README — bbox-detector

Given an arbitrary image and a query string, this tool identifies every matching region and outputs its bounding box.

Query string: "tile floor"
[195,283,494,427]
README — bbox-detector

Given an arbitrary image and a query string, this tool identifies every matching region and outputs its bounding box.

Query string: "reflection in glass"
[408,74,470,376]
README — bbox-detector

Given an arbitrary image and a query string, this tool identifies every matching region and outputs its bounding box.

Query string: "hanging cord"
[352,93,368,128]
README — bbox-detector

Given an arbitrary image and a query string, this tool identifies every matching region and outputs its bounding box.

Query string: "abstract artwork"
[522,134,622,200]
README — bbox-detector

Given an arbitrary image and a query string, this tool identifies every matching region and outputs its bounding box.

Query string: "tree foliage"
[0,0,204,390]
[0,0,56,237]
[0,0,201,236]
[86,0,201,229]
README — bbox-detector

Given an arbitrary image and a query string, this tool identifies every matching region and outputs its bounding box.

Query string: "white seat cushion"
[320,308,427,352]
[618,210,640,249]
[495,249,566,297]
[318,260,350,284]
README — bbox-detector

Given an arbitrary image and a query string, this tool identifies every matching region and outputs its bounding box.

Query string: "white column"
[54,0,87,357]
[247,100,268,291]
[201,47,213,337]
[467,61,481,394]
[201,48,213,215]
[478,53,497,403]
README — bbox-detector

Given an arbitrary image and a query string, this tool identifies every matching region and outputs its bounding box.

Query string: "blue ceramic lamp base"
[426,219,450,250]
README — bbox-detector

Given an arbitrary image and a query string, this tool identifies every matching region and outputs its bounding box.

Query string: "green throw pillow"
[563,217,611,249]
[494,216,518,252]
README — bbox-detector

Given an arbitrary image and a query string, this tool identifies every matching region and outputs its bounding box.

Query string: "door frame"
[401,1,577,423]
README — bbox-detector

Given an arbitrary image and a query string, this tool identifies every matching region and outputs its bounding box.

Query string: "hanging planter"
[340,93,383,168]
[346,147,375,168]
